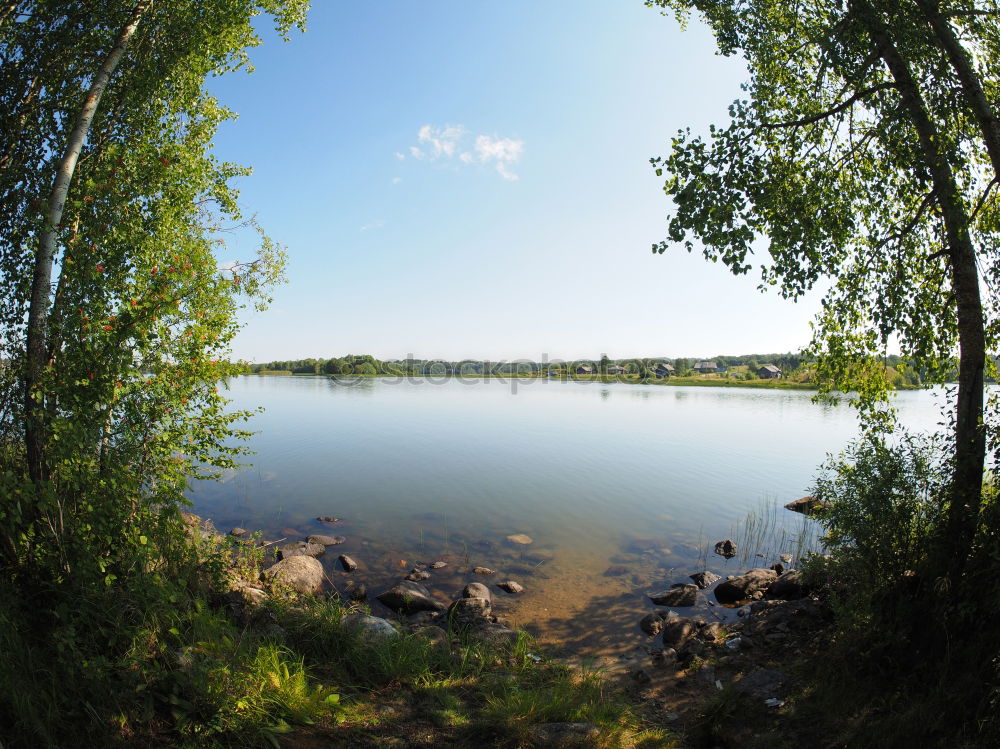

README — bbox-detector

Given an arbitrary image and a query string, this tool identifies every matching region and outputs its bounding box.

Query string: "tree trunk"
[918,0,1000,182]
[23,0,150,481]
[853,0,986,573]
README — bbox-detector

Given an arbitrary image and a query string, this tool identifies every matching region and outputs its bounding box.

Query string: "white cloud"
[402,124,524,180]
[391,177,402,184]
[394,151,406,160]
[360,219,385,232]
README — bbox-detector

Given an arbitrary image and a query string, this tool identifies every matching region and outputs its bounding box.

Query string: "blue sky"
[210,0,822,363]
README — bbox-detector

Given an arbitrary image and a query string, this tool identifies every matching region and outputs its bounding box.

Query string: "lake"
[188,375,947,657]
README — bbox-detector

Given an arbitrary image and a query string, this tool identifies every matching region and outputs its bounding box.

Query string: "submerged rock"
[498,580,524,594]
[229,527,248,537]
[316,516,340,523]
[307,534,346,546]
[338,554,358,572]
[262,556,324,595]
[405,570,431,582]
[350,583,368,602]
[506,533,533,545]
[277,541,325,560]
[715,568,778,604]
[473,566,495,575]
[649,583,698,607]
[376,580,445,614]
[429,561,447,569]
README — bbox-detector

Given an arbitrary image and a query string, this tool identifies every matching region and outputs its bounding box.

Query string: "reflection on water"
[189,376,948,655]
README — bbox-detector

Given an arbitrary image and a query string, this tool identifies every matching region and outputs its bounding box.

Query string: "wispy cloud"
[394,151,406,160]
[402,124,524,180]
[360,219,385,232]
[391,177,402,184]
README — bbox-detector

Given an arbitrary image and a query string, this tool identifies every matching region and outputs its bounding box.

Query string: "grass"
[722,497,826,567]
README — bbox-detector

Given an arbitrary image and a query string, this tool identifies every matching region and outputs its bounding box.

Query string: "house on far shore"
[654,362,675,378]
[576,364,594,375]
[693,360,719,374]
[607,364,627,375]
[757,364,782,379]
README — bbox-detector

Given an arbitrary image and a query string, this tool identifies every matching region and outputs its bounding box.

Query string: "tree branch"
[760,82,894,129]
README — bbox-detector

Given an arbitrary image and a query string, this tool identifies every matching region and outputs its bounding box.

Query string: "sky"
[208,0,823,363]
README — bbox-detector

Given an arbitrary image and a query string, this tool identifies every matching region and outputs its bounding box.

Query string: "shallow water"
[188,375,947,656]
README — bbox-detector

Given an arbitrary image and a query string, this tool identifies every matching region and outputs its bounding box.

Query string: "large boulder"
[767,569,807,600]
[649,583,699,607]
[376,580,445,615]
[262,556,324,595]
[715,568,778,604]
[342,613,398,642]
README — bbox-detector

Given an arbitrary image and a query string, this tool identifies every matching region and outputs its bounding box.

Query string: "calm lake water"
[188,375,947,656]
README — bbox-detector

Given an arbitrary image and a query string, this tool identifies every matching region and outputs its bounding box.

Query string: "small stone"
[342,613,398,642]
[604,565,629,577]
[376,580,445,614]
[506,533,533,545]
[498,580,524,594]
[406,570,431,582]
[779,554,793,564]
[473,566,495,575]
[714,539,737,559]
[338,554,358,572]
[229,527,248,537]
[661,617,698,649]
[316,516,340,523]
[430,561,447,569]
[640,613,666,637]
[277,541,325,560]
[770,562,785,575]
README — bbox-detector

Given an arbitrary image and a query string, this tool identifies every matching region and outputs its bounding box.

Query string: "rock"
[473,567,495,575]
[652,647,677,668]
[700,622,724,641]
[407,610,442,628]
[498,580,524,594]
[376,580,445,614]
[714,568,778,604]
[229,527,248,537]
[463,582,492,603]
[779,554,793,564]
[405,570,431,582]
[661,617,698,649]
[262,556,324,595]
[640,613,667,637]
[338,554,358,572]
[690,570,721,589]
[784,496,830,515]
[342,613,398,642]
[527,723,600,746]
[714,539,737,559]
[649,583,698,607]
[767,570,807,600]
[733,668,790,699]
[316,516,340,523]
[770,562,785,575]
[448,596,491,627]
[429,561,447,569]
[277,541,325,560]
[180,512,201,526]
[506,533,533,545]
[413,625,449,647]
[350,583,368,602]
[307,534,346,546]
[468,623,520,646]
[677,638,706,664]
[604,565,629,577]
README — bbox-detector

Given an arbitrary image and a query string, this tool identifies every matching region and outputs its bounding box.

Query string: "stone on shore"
[661,617,698,649]
[715,568,779,604]
[767,569,807,600]
[376,580,445,614]
[649,583,699,607]
[640,612,668,637]
[262,556,324,595]
[229,527,248,537]
[463,582,492,603]
[690,571,721,589]
[784,496,830,515]
[342,613,398,642]
[448,596,492,627]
